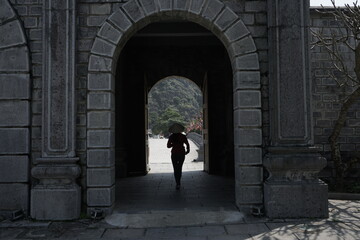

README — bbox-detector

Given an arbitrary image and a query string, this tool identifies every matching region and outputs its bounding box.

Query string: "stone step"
[105,210,245,228]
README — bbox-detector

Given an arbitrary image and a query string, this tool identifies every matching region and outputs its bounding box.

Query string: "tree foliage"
[148,77,202,135]
[311,0,360,191]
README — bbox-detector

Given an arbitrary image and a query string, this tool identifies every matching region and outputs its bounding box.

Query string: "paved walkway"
[1,139,360,239]
[1,200,360,239]
[114,139,236,213]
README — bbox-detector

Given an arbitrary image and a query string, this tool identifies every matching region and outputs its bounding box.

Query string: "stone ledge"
[328,192,360,200]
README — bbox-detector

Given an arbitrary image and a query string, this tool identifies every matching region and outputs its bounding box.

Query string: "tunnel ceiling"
[121,22,230,89]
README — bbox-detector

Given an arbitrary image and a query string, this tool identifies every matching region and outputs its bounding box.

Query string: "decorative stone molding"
[87,0,262,215]
[268,0,313,146]
[41,0,77,157]
[264,147,328,218]
[265,0,328,218]
[30,0,80,220]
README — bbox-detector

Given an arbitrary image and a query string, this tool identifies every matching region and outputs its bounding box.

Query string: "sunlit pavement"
[1,139,360,239]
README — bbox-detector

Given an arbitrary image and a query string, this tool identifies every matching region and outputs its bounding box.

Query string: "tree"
[311,0,360,191]
[186,113,203,134]
[152,107,186,135]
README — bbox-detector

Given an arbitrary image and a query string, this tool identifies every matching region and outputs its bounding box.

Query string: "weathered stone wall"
[0,0,31,214]
[310,8,360,182]
[10,0,42,164]
[1,0,338,218]
[5,0,268,216]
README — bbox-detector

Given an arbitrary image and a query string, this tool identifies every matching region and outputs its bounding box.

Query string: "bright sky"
[311,0,358,6]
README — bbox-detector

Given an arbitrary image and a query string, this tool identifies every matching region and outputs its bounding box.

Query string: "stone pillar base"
[31,186,81,220]
[264,181,328,218]
[30,158,81,220]
[264,147,329,219]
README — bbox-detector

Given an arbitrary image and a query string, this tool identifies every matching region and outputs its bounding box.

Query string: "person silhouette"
[167,123,190,190]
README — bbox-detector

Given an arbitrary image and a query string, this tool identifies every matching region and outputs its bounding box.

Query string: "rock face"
[0,0,341,220]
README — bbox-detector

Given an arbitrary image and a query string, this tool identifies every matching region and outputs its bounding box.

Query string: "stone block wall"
[0,0,31,214]
[4,0,354,217]
[310,8,360,182]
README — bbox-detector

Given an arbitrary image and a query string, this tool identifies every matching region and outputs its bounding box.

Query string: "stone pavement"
[1,200,360,239]
[1,139,360,239]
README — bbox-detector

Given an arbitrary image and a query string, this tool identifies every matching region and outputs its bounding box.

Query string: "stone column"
[30,0,81,220]
[265,0,328,218]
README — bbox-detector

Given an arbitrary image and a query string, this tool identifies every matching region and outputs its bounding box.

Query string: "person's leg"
[171,154,185,187]
[177,154,185,183]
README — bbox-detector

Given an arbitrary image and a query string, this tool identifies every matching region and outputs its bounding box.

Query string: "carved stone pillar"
[266,0,328,218]
[30,0,80,220]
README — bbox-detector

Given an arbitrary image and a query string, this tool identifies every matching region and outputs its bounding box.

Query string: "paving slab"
[0,228,26,239]
[0,220,50,228]
[208,234,252,240]
[105,210,244,228]
[17,228,64,239]
[145,227,186,238]
[58,228,105,239]
[251,232,299,240]
[225,223,269,235]
[186,225,226,236]
[102,228,145,238]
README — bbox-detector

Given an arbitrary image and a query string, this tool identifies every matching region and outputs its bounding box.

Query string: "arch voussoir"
[223,20,250,45]
[228,36,257,59]
[214,7,238,32]
[122,0,146,23]
[173,0,191,11]
[91,38,117,58]
[88,55,113,72]
[108,9,132,33]
[201,0,224,23]
[138,0,159,16]
[233,53,259,72]
[97,22,123,45]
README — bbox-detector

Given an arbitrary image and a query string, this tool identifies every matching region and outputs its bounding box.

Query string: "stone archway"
[0,0,31,213]
[87,0,262,214]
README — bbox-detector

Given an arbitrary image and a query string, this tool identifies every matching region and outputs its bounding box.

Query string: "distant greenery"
[148,77,202,135]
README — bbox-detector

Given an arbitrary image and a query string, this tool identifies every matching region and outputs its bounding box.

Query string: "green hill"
[148,77,202,135]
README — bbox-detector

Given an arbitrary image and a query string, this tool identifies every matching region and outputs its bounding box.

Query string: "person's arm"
[184,136,190,154]
[167,136,173,148]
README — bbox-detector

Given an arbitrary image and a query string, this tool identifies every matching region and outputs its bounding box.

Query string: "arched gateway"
[28,0,329,220]
[86,0,262,215]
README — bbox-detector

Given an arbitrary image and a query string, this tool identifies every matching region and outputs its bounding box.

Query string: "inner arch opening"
[147,76,204,173]
[114,21,235,212]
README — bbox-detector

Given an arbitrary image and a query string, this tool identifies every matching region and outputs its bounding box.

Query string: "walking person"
[167,123,190,190]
